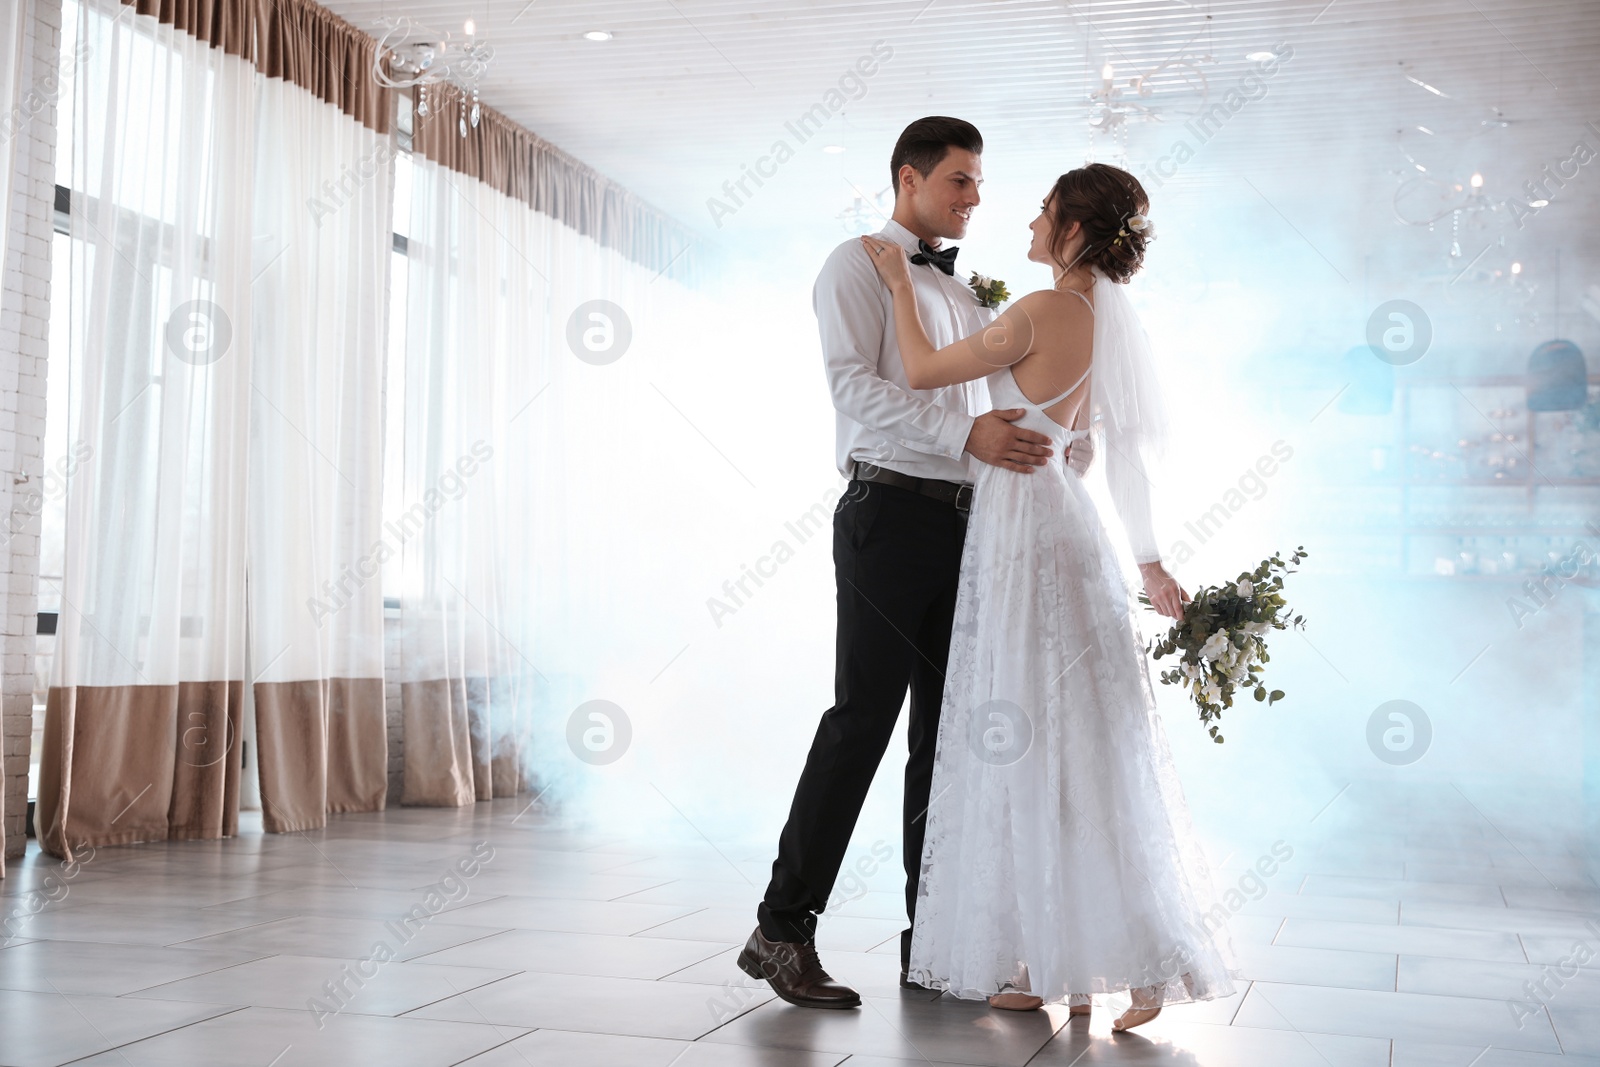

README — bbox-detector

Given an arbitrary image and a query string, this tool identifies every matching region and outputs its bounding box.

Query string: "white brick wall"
[1,0,61,859]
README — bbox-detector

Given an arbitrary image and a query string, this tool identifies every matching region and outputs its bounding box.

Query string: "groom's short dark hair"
[891,117,983,193]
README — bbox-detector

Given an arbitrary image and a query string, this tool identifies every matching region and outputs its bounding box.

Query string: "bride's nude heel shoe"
[988,988,1044,1011]
[1068,994,1092,1017]
[988,964,1044,1011]
[1112,990,1162,1032]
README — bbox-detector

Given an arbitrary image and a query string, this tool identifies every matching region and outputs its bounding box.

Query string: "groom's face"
[906,147,983,242]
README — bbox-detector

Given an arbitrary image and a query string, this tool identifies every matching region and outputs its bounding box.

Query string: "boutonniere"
[969,272,1009,309]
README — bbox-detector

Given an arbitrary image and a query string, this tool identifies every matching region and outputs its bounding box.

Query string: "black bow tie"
[909,240,959,276]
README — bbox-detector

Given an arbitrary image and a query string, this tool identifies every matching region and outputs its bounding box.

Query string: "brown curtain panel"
[411,81,698,283]
[38,684,243,863]
[255,679,387,832]
[401,678,527,807]
[121,0,391,133]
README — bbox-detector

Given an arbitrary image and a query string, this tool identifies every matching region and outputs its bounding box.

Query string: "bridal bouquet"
[1140,548,1308,742]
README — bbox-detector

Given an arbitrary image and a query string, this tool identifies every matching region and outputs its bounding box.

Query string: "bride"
[860,162,1235,1030]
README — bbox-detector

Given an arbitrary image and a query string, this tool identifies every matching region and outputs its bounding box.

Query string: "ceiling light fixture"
[583,30,614,41]
[1404,73,1449,98]
[373,15,494,137]
[1245,51,1274,62]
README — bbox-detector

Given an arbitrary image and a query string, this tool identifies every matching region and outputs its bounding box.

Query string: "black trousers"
[758,479,968,953]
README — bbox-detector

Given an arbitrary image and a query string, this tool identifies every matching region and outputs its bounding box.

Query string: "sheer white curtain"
[37,0,391,857]
[38,0,256,858]
[248,70,391,834]
[398,158,657,805]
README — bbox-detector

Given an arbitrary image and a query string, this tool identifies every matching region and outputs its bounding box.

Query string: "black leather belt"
[853,462,974,514]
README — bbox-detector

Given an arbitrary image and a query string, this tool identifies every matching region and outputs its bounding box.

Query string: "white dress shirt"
[815,220,993,484]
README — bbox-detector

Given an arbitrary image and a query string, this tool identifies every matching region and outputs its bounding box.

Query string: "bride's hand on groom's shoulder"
[1138,561,1190,620]
[859,236,911,290]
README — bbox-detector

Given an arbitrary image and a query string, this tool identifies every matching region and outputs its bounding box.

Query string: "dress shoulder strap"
[1034,363,1092,411]
[1065,287,1093,311]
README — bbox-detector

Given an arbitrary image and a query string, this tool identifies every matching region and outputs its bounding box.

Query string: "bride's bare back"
[1005,287,1096,432]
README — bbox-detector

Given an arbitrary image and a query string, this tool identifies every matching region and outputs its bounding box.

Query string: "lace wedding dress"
[905,280,1236,1007]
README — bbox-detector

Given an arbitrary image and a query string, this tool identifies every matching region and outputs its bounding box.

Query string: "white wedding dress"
[905,279,1236,1007]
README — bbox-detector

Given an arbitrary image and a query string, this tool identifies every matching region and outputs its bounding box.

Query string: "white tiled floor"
[0,789,1595,1067]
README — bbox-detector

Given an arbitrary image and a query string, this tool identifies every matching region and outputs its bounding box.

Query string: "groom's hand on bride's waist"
[966,408,1054,473]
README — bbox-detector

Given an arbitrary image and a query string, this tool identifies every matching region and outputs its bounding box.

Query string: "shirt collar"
[878,219,938,254]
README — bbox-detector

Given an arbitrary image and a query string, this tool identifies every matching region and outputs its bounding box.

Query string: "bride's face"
[1028,195,1081,268]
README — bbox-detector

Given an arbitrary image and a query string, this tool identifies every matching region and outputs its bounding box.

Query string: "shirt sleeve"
[1103,428,1162,564]
[815,241,975,463]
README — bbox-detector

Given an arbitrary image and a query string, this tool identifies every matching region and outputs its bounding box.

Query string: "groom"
[739,117,1090,1008]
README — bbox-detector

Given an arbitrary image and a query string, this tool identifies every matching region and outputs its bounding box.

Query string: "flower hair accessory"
[1114,213,1154,246]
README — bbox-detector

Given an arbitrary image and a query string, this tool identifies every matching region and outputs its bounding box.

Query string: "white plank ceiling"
[321,0,1600,249]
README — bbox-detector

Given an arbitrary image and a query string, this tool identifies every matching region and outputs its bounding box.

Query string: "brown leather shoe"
[738,927,861,1009]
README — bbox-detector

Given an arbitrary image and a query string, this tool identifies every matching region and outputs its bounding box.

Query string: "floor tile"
[1548,994,1600,1057]
[437,893,700,935]
[700,994,1067,1066]
[1235,891,1400,924]
[3,902,274,947]
[1392,1041,1600,1066]
[455,1029,848,1065]
[1275,918,1526,962]
[0,987,235,1067]
[1397,953,1600,1002]
[1023,1017,1391,1065]
[1232,942,1397,991]
[1401,900,1600,939]
[197,883,498,924]
[1522,933,1600,969]
[1301,874,1505,906]
[1231,980,1562,1052]
[63,1006,525,1066]
[125,952,516,1016]
[1501,886,1600,914]
[176,912,510,961]
[406,927,732,979]
[404,969,771,1040]
[613,878,767,910]
[0,938,266,996]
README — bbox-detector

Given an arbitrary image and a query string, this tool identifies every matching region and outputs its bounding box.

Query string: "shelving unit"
[1391,373,1600,581]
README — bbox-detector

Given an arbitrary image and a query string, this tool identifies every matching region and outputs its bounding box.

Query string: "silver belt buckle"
[954,485,974,513]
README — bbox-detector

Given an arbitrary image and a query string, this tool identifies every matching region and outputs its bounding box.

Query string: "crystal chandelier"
[1388,71,1543,262]
[372,15,494,137]
[1085,48,1213,162]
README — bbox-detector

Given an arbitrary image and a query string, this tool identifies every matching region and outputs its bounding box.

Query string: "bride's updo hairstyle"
[1046,163,1151,284]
